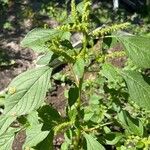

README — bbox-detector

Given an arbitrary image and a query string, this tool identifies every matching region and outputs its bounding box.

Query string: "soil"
[0,36,36,91]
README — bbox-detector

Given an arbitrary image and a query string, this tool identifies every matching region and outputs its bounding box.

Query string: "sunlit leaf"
[123,70,150,110]
[21,29,71,52]
[0,115,16,135]
[68,85,79,107]
[84,133,105,150]
[73,57,85,79]
[104,132,123,145]
[117,110,144,136]
[37,52,53,65]
[0,128,17,150]
[117,35,150,68]
[4,66,52,116]
[23,124,49,149]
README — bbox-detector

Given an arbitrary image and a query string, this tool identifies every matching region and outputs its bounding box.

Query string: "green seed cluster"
[54,121,73,135]
[57,23,89,32]
[82,0,91,23]
[106,51,126,59]
[71,0,79,23]
[92,23,130,37]
[57,0,92,33]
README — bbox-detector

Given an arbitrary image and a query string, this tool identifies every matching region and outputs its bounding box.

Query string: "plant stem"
[82,122,112,132]
[73,76,83,150]
[73,31,88,150]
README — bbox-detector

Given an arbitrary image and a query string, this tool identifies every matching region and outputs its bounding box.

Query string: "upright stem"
[73,32,88,150]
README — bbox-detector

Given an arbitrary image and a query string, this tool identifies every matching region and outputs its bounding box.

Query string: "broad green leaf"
[27,111,39,126]
[0,115,16,135]
[61,132,72,150]
[103,37,118,49]
[101,63,122,83]
[38,105,62,130]
[117,110,144,136]
[4,66,52,116]
[73,57,85,79]
[84,111,94,122]
[117,35,150,68]
[77,2,84,14]
[57,40,75,62]
[68,85,79,107]
[28,107,55,150]
[23,124,49,149]
[61,142,69,150]
[55,50,74,63]
[37,52,53,65]
[0,127,17,150]
[89,94,100,105]
[84,95,105,123]
[84,105,106,123]
[61,129,74,150]
[68,107,78,121]
[0,93,5,106]
[126,116,143,136]
[84,133,105,150]
[104,132,123,145]
[35,132,54,150]
[21,29,71,52]
[123,70,150,110]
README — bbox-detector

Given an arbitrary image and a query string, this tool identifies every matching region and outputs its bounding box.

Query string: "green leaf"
[27,108,55,150]
[104,132,123,145]
[101,63,122,83]
[23,124,49,149]
[61,142,69,150]
[35,132,54,150]
[60,40,73,50]
[37,52,53,65]
[103,37,118,49]
[84,105,106,123]
[77,2,84,14]
[84,133,105,150]
[73,57,85,79]
[4,66,52,116]
[21,29,71,52]
[56,50,74,63]
[123,70,150,110]
[68,85,79,107]
[0,128,17,150]
[0,115,16,135]
[117,110,144,136]
[117,35,150,68]
[0,93,5,106]
[61,129,73,150]
[57,40,75,62]
[38,105,62,130]
[27,111,39,126]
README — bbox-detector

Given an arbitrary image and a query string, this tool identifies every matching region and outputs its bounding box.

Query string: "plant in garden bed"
[1,0,150,149]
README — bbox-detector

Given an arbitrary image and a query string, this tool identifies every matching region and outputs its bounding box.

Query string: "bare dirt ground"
[0,36,36,91]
